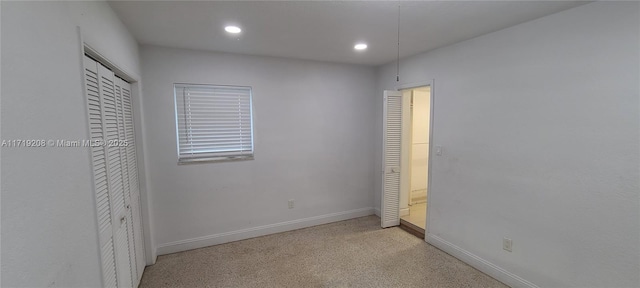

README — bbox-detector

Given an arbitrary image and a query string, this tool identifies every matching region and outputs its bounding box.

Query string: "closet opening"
[398,85,431,238]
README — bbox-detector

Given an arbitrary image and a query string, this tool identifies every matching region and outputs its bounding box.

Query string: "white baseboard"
[156,207,375,255]
[400,207,410,217]
[427,233,538,288]
[374,208,381,217]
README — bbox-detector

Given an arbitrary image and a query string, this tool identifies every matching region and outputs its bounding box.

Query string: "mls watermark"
[1,139,129,148]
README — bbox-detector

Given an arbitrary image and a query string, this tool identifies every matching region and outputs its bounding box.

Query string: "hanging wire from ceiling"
[396,3,401,82]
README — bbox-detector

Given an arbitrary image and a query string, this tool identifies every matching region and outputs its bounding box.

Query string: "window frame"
[173,83,255,164]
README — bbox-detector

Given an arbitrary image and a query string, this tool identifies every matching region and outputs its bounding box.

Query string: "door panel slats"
[382,91,402,228]
[85,55,144,288]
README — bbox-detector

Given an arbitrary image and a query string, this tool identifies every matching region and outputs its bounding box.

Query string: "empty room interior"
[2,1,639,287]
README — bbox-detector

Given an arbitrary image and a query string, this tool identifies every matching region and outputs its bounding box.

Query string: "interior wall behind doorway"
[399,86,431,214]
[410,87,430,204]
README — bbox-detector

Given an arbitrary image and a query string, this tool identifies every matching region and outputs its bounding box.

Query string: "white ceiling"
[109,1,588,66]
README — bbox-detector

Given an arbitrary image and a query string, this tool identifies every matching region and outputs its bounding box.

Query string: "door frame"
[76,25,155,276]
[395,80,435,241]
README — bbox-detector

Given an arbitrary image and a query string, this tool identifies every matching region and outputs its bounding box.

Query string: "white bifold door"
[84,55,145,288]
[381,90,403,228]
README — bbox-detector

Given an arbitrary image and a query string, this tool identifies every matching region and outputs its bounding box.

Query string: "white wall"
[140,46,376,254]
[1,1,142,286]
[376,2,639,287]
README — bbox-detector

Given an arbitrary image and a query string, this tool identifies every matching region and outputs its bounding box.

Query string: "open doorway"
[399,86,430,236]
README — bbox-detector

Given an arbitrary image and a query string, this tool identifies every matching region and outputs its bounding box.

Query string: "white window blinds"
[174,84,254,163]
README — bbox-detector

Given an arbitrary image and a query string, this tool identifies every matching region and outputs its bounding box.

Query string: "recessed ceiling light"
[354,43,368,51]
[225,26,242,34]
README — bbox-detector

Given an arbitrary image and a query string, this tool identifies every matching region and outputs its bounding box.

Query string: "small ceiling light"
[354,43,368,51]
[225,26,242,34]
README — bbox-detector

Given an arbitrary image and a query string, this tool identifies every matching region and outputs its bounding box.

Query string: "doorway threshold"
[400,219,425,239]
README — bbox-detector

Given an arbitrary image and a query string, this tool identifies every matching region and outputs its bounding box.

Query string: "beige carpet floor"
[140,216,507,288]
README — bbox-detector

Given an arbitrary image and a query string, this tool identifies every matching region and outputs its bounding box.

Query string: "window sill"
[178,155,254,165]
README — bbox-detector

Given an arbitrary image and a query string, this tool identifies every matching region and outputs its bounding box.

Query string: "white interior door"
[85,55,143,288]
[85,56,119,288]
[117,78,146,283]
[114,77,137,287]
[381,90,403,228]
[120,79,146,281]
[100,62,133,288]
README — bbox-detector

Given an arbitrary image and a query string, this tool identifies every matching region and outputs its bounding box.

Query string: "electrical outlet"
[503,237,512,252]
[288,199,294,209]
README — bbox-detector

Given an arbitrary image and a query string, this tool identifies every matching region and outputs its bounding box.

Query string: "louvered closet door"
[85,55,141,288]
[381,90,402,228]
[117,78,145,283]
[122,82,146,280]
[85,56,118,288]
[102,64,134,288]
[114,78,137,288]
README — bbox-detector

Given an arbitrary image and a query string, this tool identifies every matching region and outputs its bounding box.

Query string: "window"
[174,83,254,163]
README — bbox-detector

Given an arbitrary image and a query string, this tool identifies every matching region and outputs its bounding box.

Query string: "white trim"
[400,208,410,217]
[156,207,375,255]
[427,234,538,288]
[131,81,156,265]
[425,79,435,240]
[84,44,138,82]
[396,80,433,92]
